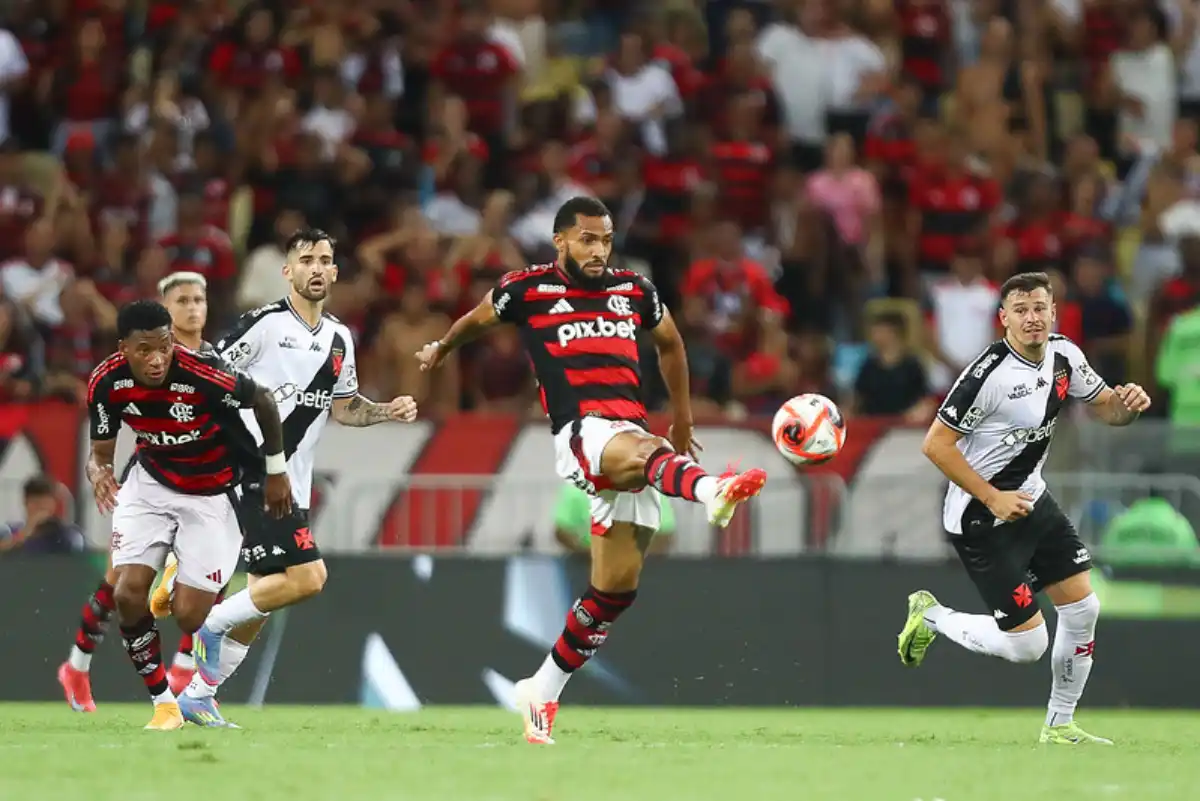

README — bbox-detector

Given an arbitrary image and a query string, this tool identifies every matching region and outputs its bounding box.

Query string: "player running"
[86,300,291,730]
[415,196,767,744]
[897,271,1151,745]
[58,272,223,711]
[174,228,418,728]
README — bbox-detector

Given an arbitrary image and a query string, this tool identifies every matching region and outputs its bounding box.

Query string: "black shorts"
[952,493,1092,631]
[237,482,320,576]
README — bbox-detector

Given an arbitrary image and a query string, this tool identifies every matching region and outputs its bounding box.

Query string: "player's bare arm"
[331,393,418,426]
[1086,383,1151,426]
[650,308,702,460]
[250,383,293,519]
[415,290,502,370]
[922,419,1033,522]
[86,438,120,514]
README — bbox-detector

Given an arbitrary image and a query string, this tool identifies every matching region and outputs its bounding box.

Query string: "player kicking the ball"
[58,272,226,711]
[416,196,767,745]
[897,272,1151,745]
[172,229,418,728]
[86,300,291,729]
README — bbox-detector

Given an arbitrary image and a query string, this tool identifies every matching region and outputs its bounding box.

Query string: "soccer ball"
[771,394,847,466]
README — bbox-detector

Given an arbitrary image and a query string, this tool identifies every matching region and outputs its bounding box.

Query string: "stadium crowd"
[0,0,1196,425]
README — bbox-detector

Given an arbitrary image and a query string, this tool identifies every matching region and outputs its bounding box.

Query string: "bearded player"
[168,229,417,728]
[416,196,767,745]
[58,272,225,711]
[85,300,291,729]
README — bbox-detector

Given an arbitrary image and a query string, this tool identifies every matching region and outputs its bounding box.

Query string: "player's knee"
[1003,623,1049,664]
[172,605,207,634]
[286,560,327,600]
[1056,592,1100,631]
[625,436,669,476]
[112,581,150,622]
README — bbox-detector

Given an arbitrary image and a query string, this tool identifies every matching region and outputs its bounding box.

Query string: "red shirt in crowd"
[641,156,703,243]
[709,139,773,232]
[897,0,950,90]
[430,41,518,137]
[995,216,1064,273]
[681,257,790,354]
[208,41,302,91]
[0,187,43,262]
[157,227,236,282]
[908,168,1001,268]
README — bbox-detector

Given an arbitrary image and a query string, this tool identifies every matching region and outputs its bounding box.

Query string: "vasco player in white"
[897,272,1151,745]
[172,228,418,728]
[416,196,768,745]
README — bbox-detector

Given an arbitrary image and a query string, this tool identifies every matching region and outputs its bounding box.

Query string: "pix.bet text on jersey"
[492,265,664,433]
[936,334,1106,533]
[87,347,262,494]
[217,298,358,507]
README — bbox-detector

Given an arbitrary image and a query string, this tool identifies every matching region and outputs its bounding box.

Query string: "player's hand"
[264,473,294,519]
[985,489,1035,522]
[1113,383,1151,414]
[386,395,418,422]
[668,420,703,461]
[88,464,120,515]
[415,341,446,372]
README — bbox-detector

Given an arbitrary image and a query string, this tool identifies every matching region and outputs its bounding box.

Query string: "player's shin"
[202,587,269,633]
[184,638,250,699]
[925,604,1048,663]
[1046,593,1100,727]
[120,614,173,703]
[643,446,718,504]
[532,585,638,701]
[69,579,116,671]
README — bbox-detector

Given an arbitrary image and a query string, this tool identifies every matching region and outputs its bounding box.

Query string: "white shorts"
[553,417,662,535]
[110,463,241,593]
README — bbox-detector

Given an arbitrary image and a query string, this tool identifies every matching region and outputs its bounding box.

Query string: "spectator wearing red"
[641,121,703,244]
[680,219,789,358]
[696,40,780,138]
[41,278,117,403]
[994,172,1065,276]
[423,95,491,192]
[48,15,124,155]
[190,132,234,233]
[568,111,627,203]
[430,1,519,184]
[1059,173,1112,263]
[1149,234,1200,343]
[896,0,950,115]
[907,131,1000,290]
[710,92,774,233]
[156,191,235,310]
[0,138,44,262]
[864,79,923,194]
[207,4,301,93]
[93,133,151,250]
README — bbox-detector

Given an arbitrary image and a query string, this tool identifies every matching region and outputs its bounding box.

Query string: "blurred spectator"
[0,301,34,402]
[1157,303,1200,426]
[0,475,84,555]
[756,1,826,170]
[0,24,28,145]
[240,208,306,311]
[1110,4,1176,163]
[926,245,999,393]
[372,280,459,418]
[851,311,933,422]
[2,219,71,327]
[1070,248,1133,384]
[469,324,534,413]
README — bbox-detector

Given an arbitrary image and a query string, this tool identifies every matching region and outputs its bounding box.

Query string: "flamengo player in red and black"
[416,196,768,745]
[59,273,223,713]
[85,300,292,730]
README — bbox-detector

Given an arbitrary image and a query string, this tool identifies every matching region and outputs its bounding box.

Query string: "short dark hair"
[23,474,55,499]
[117,300,173,339]
[553,197,611,234]
[999,271,1053,303]
[285,227,337,256]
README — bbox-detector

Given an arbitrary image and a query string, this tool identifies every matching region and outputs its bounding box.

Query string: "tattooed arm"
[331,394,419,427]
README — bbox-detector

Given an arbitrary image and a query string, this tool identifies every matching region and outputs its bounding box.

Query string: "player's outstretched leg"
[1041,574,1110,745]
[903,591,1049,665]
[112,564,182,730]
[516,521,649,745]
[58,573,117,712]
[600,430,766,527]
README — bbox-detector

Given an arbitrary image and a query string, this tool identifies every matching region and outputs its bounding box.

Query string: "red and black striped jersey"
[87,346,261,495]
[492,265,665,434]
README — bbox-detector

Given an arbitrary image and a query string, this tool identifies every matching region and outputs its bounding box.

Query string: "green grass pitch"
[1,704,1197,801]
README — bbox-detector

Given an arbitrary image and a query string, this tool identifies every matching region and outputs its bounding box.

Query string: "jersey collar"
[1003,337,1043,369]
[285,296,324,334]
